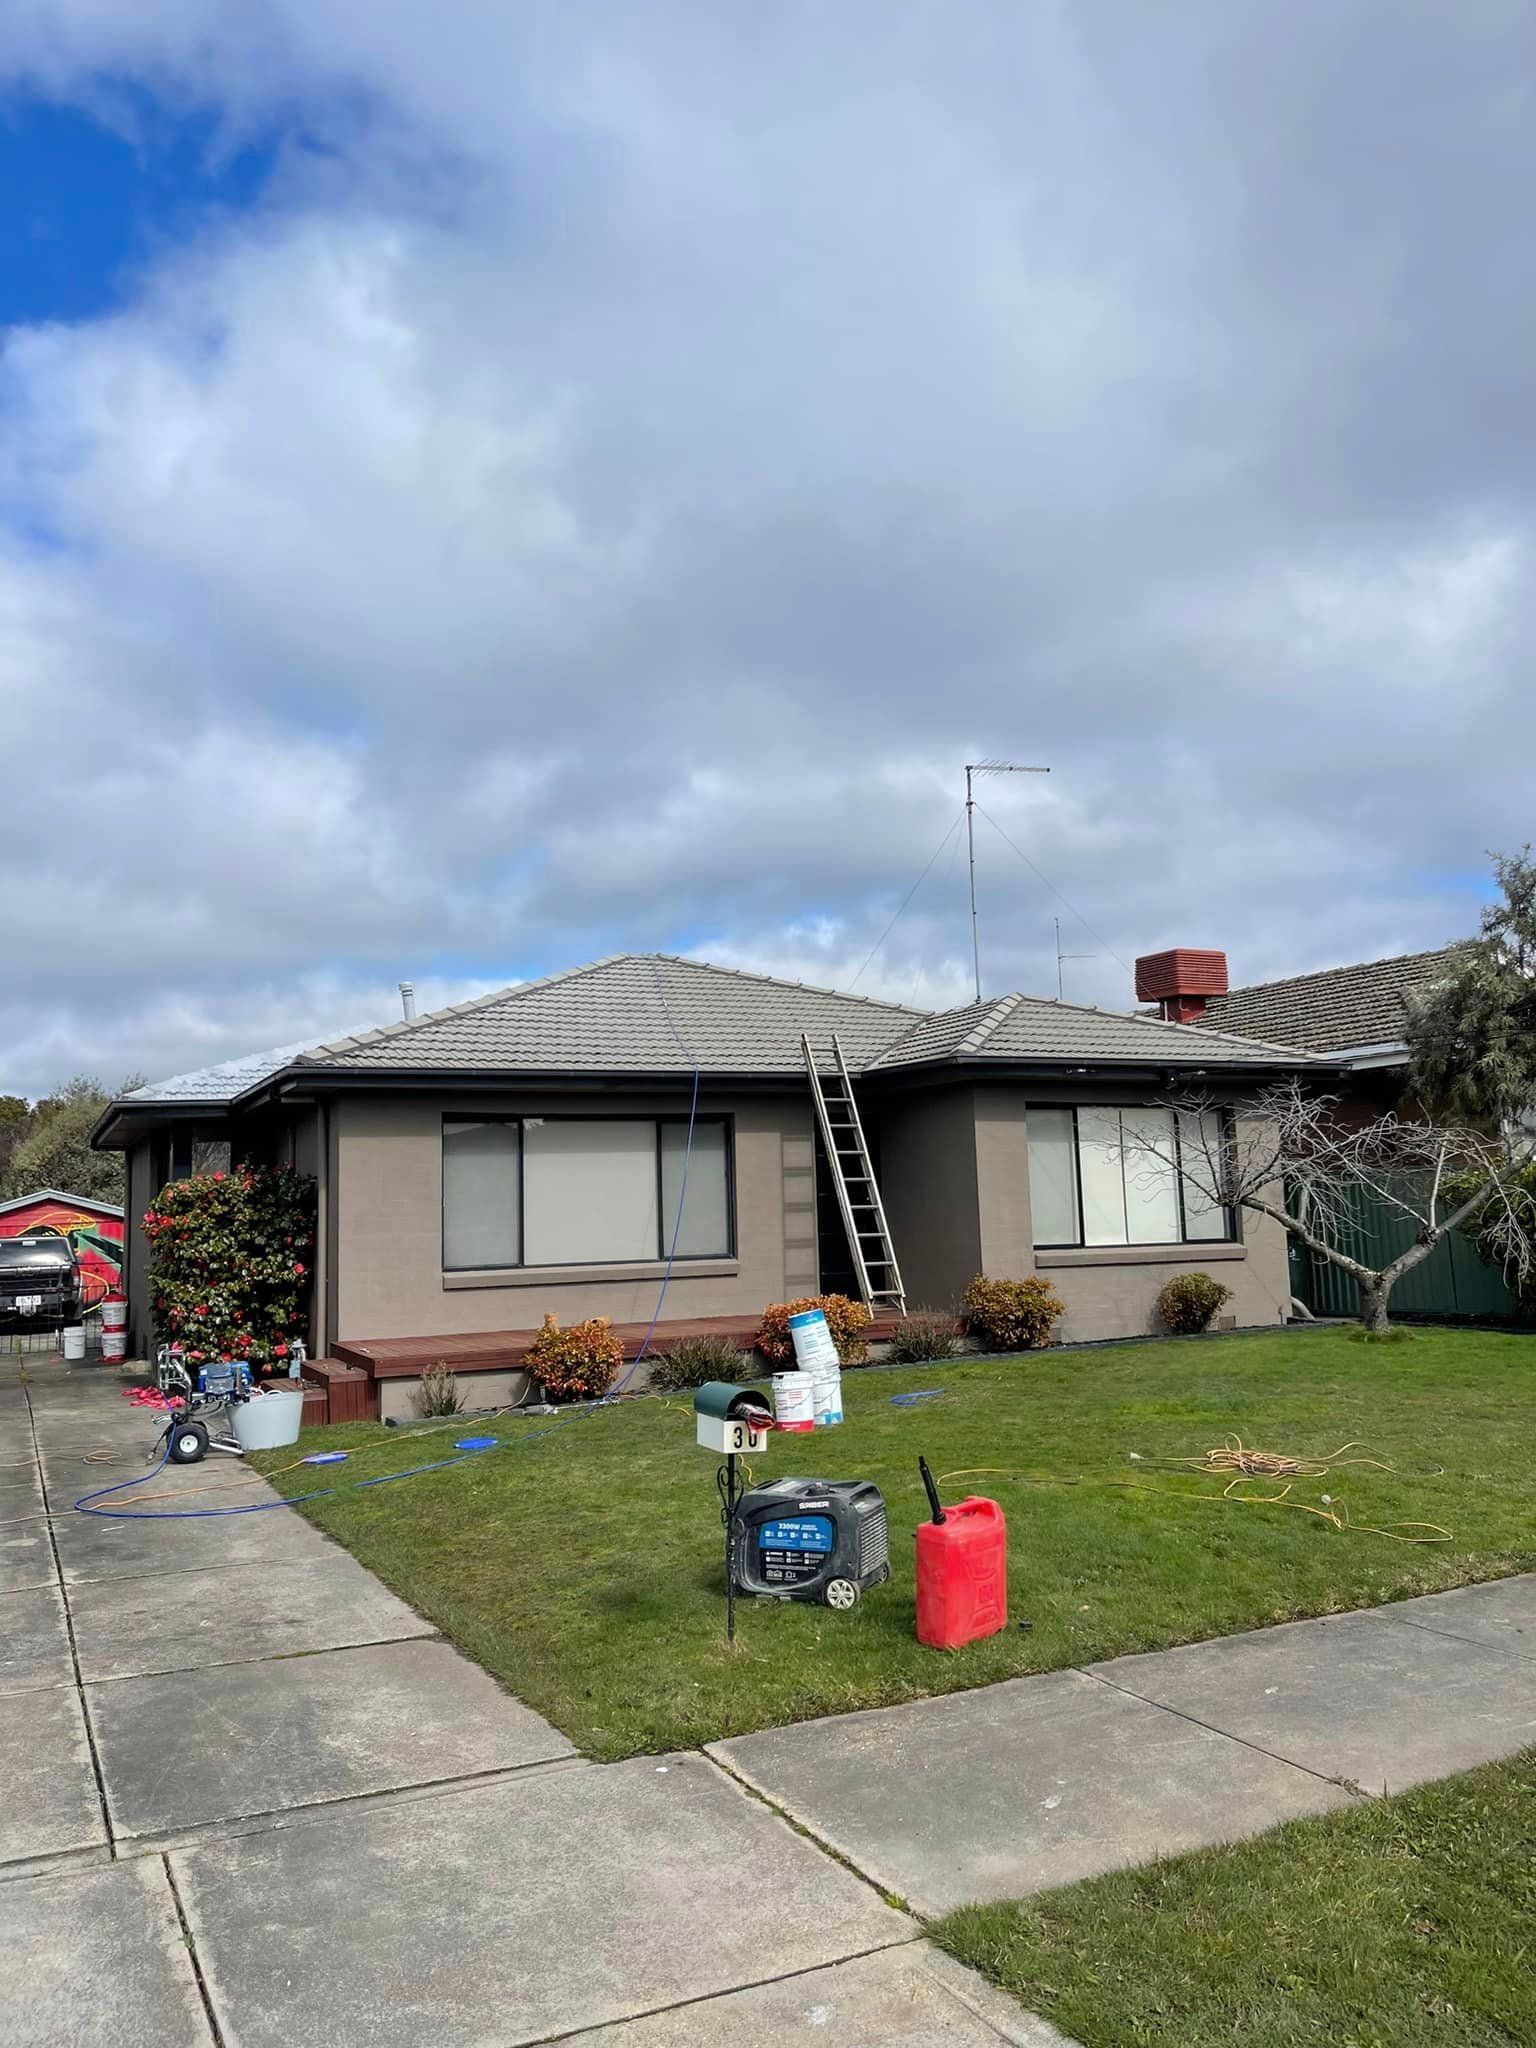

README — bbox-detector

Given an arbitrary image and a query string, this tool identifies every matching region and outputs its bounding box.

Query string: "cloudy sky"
[1,4,1528,1098]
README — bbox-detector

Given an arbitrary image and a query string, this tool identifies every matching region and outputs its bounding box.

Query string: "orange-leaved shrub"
[755,1294,873,1366]
[525,1313,624,1401]
[960,1274,1065,1351]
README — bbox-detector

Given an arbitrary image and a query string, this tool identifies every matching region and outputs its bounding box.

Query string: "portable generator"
[731,1476,890,1609]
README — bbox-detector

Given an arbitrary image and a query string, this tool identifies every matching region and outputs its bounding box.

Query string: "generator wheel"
[824,1577,860,1610]
[168,1421,209,1465]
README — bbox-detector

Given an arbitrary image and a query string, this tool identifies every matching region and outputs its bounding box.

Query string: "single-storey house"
[92,954,1332,1414]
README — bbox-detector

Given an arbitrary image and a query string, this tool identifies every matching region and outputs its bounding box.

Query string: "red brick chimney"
[1134,948,1228,1024]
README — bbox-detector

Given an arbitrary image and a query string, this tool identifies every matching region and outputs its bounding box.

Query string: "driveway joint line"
[509,1936,926,2047]
[162,1850,225,2048]
[78,1628,443,1688]
[23,1382,117,1859]
[1354,1604,1536,1663]
[109,1753,592,1858]
[1071,1663,1374,1797]
[705,1748,919,1915]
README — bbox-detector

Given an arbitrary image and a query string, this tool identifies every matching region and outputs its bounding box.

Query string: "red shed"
[0,1189,125,1305]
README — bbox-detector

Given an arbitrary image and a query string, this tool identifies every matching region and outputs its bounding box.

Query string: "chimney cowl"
[399,981,417,1022]
[1134,948,1227,1024]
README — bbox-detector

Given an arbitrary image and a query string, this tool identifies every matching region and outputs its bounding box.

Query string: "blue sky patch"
[0,86,279,328]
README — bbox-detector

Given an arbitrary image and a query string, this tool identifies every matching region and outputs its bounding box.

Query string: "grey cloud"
[0,2,1530,1095]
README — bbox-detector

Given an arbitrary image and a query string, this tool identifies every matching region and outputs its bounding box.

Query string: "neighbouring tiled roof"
[1197,946,1469,1056]
[299,955,927,1077]
[871,992,1327,1072]
[118,1038,326,1107]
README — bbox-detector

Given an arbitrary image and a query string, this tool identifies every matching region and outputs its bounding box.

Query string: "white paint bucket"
[788,1310,844,1427]
[101,1328,127,1363]
[61,1325,86,1361]
[102,1298,127,1331]
[231,1385,305,1451]
[810,1362,844,1428]
[771,1371,815,1432]
[787,1309,840,1375]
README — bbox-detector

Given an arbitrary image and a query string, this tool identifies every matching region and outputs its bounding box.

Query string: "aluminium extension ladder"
[801,1033,906,1314]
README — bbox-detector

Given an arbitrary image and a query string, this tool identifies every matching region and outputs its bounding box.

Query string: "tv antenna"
[965,760,1050,1001]
[1054,917,1096,1001]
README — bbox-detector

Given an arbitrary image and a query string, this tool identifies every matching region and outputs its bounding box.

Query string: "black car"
[0,1234,83,1331]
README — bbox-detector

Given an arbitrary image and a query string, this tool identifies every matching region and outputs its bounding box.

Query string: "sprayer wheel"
[169,1422,209,1465]
[824,1577,860,1610]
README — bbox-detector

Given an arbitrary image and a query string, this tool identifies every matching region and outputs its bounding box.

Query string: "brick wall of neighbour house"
[874,1080,1292,1341]
[330,1090,818,1344]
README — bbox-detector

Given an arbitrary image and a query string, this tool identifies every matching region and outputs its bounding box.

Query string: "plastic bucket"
[787,1309,840,1374]
[810,1362,844,1428]
[102,1298,127,1331]
[231,1385,305,1451]
[61,1325,86,1361]
[771,1371,816,1432]
[101,1328,127,1363]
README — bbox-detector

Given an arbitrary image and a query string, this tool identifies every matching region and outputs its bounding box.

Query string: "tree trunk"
[1358,1279,1392,1335]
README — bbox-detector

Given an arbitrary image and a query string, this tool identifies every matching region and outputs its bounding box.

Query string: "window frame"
[1027,1103,1236,1251]
[441,1112,736,1272]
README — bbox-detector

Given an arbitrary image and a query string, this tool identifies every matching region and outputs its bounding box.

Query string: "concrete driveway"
[0,1361,1051,2048]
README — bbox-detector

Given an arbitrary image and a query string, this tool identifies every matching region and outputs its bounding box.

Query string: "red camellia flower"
[273,1342,289,1359]
[213,1171,225,1183]
[194,1305,208,1317]
[293,1261,306,1277]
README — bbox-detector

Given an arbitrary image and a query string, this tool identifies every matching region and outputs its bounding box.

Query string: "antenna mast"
[965,760,1050,1002]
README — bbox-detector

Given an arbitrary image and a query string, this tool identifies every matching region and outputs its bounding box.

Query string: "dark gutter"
[91,1100,229,1152]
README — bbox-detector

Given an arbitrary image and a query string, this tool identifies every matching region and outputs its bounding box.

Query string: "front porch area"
[305,1310,916,1423]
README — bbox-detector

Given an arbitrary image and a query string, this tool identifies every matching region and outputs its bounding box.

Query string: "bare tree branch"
[1114,1079,1536,1333]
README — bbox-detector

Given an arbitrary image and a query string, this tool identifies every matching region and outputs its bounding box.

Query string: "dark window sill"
[444,1258,739,1291]
[1034,1243,1246,1269]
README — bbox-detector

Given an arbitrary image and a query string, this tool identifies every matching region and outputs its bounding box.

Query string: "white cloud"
[0,3,1531,1096]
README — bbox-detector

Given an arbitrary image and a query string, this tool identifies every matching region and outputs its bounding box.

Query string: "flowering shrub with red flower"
[144,1164,316,1370]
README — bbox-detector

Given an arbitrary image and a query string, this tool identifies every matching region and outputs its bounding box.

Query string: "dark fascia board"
[261,1065,807,1107]
[90,1100,227,1152]
[859,1054,1344,1095]
[254,1052,1339,1109]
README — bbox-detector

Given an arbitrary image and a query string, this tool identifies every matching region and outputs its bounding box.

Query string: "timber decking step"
[334,1312,914,1381]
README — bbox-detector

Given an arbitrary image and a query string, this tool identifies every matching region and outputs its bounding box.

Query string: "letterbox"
[693,1381,771,1454]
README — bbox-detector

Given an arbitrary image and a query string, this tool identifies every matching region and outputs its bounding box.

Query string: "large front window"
[442,1116,733,1270]
[1027,1105,1233,1248]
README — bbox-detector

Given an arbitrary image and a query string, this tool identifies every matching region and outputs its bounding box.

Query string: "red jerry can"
[914,1458,1007,1649]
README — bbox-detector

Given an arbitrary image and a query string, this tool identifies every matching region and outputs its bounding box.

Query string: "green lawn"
[253,1328,1536,1760]
[935,1752,1536,2047]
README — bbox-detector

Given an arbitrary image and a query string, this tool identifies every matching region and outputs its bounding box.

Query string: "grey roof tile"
[120,1037,325,1107]
[1198,946,1469,1055]
[871,992,1328,1071]
[120,953,1327,1119]
[299,954,926,1077]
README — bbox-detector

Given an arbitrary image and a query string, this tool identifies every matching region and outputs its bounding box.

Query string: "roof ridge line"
[958,992,1023,1056]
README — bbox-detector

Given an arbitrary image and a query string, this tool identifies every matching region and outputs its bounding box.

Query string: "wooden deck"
[334,1312,912,1380]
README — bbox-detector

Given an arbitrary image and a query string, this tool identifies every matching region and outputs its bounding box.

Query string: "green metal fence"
[1288,1178,1519,1319]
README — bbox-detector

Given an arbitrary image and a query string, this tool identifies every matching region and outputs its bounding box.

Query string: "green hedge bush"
[144,1164,315,1368]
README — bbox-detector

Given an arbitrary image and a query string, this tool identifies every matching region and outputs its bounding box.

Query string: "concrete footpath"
[0,1361,1056,2048]
[4,1361,1534,2046]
